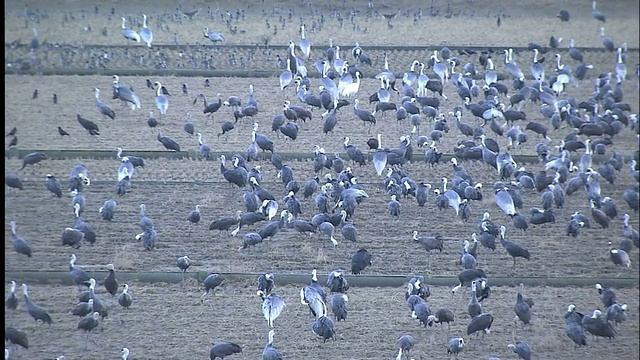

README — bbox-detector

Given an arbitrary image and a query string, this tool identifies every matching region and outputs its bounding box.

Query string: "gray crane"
[94,88,115,120]
[428,308,455,331]
[468,281,482,318]
[595,283,617,308]
[447,337,465,358]
[261,292,286,327]
[19,152,47,171]
[582,310,616,339]
[77,312,100,350]
[257,273,275,297]
[312,315,336,343]
[396,334,415,360]
[45,174,62,197]
[467,313,493,340]
[6,280,19,312]
[351,248,372,274]
[203,27,226,43]
[139,14,153,47]
[10,221,32,258]
[157,132,181,151]
[99,199,117,221]
[499,226,530,268]
[508,341,532,360]
[21,283,52,328]
[100,263,118,297]
[72,298,93,317]
[177,255,191,280]
[201,273,224,303]
[118,284,133,309]
[326,269,349,294]
[69,254,90,288]
[112,75,141,110]
[82,278,107,319]
[210,342,241,360]
[5,326,29,352]
[608,241,631,267]
[514,283,532,327]
[262,330,283,360]
[330,293,348,321]
[121,17,140,42]
[5,173,23,192]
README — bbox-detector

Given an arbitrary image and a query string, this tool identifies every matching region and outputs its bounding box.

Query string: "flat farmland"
[4,0,640,359]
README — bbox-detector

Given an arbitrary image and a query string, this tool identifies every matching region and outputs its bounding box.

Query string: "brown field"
[4,0,640,359]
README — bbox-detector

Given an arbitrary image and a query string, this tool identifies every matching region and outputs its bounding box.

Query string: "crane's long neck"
[443,178,448,191]
[533,50,538,63]
[377,134,382,149]
[617,48,622,63]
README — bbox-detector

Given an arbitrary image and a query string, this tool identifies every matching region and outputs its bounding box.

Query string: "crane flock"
[4,1,639,359]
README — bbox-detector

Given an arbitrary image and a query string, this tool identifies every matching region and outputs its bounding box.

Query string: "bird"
[21,283,52,328]
[592,1,606,22]
[514,283,532,327]
[428,308,455,331]
[98,198,117,222]
[5,326,29,350]
[326,270,349,294]
[351,248,372,274]
[467,312,493,339]
[77,312,100,350]
[201,273,224,302]
[197,133,211,160]
[69,254,90,288]
[118,284,133,309]
[608,241,631,267]
[210,342,242,360]
[203,27,226,43]
[154,81,169,115]
[6,281,18,311]
[8,136,17,147]
[104,264,119,296]
[386,334,414,360]
[447,337,465,358]
[71,299,93,318]
[19,152,47,170]
[157,132,181,151]
[262,330,283,360]
[256,273,275,298]
[188,204,201,227]
[5,174,23,192]
[412,231,443,269]
[121,17,140,42]
[76,111,99,136]
[112,75,141,110]
[139,14,153,47]
[312,315,336,343]
[94,88,115,120]
[499,226,530,269]
[582,309,616,340]
[10,221,32,258]
[58,126,70,136]
[44,174,62,197]
[508,341,532,360]
[5,126,17,137]
[261,292,286,327]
